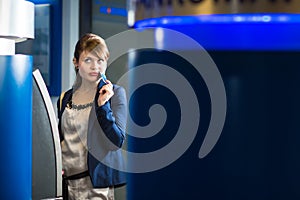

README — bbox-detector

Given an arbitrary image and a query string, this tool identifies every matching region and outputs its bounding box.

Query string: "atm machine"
[0,0,62,199]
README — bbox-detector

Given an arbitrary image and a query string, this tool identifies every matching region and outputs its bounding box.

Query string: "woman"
[57,33,127,200]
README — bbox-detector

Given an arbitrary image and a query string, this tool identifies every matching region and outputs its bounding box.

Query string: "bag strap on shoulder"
[59,91,66,113]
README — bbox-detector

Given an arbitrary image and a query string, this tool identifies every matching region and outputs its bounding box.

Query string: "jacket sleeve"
[95,86,127,149]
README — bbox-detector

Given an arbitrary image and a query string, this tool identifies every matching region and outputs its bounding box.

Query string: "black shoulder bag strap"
[58,89,73,141]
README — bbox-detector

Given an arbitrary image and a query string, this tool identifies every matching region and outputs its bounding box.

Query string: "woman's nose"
[91,61,99,69]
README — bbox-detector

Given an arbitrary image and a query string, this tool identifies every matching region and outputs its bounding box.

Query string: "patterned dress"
[61,102,114,200]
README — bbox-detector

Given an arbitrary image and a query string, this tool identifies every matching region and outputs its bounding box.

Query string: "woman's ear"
[72,57,77,66]
[73,58,79,73]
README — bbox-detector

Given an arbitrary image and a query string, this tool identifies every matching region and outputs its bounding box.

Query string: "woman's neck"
[72,81,98,105]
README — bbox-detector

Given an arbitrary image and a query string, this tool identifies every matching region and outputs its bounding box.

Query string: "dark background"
[126,49,300,199]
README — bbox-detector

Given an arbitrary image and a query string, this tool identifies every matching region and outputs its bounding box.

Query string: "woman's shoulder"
[61,88,73,101]
[113,84,125,93]
[112,84,126,100]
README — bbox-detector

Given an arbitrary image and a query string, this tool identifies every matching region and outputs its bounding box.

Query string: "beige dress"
[61,103,114,200]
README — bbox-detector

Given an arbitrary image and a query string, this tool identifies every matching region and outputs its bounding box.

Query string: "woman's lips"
[89,72,99,76]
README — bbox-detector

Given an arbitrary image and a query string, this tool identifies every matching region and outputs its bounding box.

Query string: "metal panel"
[32,69,62,199]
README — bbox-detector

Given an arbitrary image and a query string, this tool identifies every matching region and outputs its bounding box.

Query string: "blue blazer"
[57,84,127,188]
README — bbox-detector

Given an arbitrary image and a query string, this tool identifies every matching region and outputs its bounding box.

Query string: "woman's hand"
[97,80,114,106]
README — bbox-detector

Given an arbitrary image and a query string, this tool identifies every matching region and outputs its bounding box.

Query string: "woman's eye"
[84,58,91,63]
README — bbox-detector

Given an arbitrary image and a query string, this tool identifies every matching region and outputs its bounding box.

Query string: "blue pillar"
[0,55,32,199]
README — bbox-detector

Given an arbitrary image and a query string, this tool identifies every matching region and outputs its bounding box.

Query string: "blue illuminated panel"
[0,55,32,199]
[134,14,300,51]
[100,6,127,17]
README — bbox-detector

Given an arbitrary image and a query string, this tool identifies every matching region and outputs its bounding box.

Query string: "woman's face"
[76,51,107,83]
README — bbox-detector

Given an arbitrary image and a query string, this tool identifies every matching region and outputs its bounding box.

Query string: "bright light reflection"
[155,28,164,50]
[128,10,135,27]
